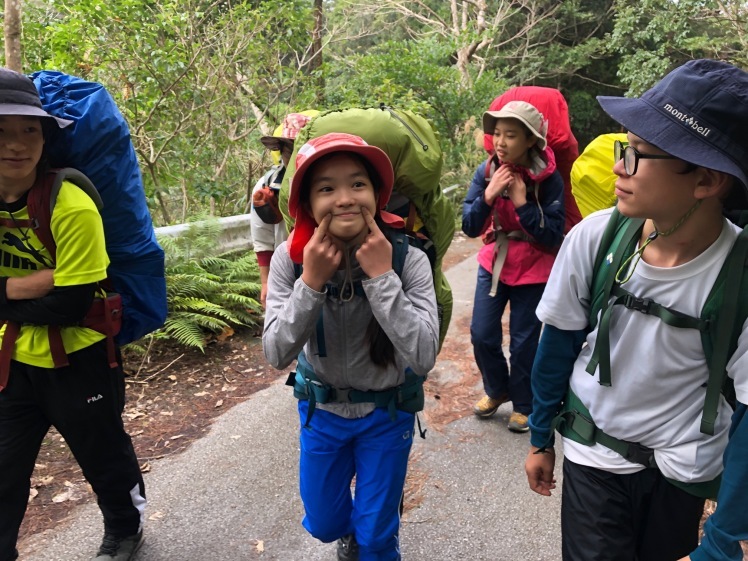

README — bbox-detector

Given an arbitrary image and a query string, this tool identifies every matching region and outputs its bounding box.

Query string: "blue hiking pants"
[470,266,545,415]
[298,400,415,561]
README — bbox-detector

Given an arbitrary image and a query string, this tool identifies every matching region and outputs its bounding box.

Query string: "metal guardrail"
[443,183,463,195]
[155,214,254,254]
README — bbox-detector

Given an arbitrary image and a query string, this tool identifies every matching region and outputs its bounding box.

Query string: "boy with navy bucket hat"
[524,59,748,560]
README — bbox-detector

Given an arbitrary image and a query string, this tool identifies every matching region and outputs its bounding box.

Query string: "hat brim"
[482,110,547,150]
[287,142,400,265]
[0,103,73,128]
[597,95,748,191]
[288,143,395,220]
[260,136,293,151]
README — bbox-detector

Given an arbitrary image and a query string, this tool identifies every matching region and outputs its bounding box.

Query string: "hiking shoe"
[508,411,530,433]
[92,531,144,560]
[337,534,359,561]
[472,394,507,418]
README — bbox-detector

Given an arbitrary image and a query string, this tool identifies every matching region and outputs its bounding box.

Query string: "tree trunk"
[4,0,23,72]
[311,0,325,104]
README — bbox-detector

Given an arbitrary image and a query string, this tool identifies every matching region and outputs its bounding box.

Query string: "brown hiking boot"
[472,394,508,418]
[508,411,530,433]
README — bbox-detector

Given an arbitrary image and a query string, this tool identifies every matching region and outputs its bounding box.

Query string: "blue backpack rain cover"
[31,71,167,345]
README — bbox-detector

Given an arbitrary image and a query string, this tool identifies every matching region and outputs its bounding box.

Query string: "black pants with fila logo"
[0,340,146,561]
[561,458,705,561]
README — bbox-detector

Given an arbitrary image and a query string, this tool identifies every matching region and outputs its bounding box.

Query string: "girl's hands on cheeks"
[356,208,392,279]
[301,213,342,291]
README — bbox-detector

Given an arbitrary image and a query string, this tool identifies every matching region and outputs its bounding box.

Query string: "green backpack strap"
[554,387,722,499]
[553,387,657,468]
[586,209,644,385]
[699,226,748,434]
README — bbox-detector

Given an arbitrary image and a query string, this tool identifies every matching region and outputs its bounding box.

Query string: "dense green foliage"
[5,0,746,349]
[12,0,747,223]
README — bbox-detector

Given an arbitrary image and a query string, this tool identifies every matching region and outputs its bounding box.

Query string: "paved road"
[19,237,563,561]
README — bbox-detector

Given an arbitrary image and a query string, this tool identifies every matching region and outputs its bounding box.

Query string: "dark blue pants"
[470,266,544,415]
[0,341,145,561]
[298,401,414,561]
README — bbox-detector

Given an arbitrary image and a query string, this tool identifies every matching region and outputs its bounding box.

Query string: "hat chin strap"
[615,199,703,284]
[339,245,357,302]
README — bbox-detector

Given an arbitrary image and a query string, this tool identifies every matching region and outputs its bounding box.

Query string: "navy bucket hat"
[0,67,72,128]
[597,59,748,194]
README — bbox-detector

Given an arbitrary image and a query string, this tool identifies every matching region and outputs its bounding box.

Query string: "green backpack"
[279,105,454,347]
[553,207,748,498]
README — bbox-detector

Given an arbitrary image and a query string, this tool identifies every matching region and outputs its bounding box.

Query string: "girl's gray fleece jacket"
[263,240,439,419]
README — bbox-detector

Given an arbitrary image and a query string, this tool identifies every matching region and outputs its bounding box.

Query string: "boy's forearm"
[0,283,97,325]
[529,324,586,448]
[2,270,55,301]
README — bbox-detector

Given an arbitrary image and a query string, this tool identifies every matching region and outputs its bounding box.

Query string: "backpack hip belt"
[287,351,425,427]
[552,386,657,469]
[553,386,721,499]
[0,292,123,391]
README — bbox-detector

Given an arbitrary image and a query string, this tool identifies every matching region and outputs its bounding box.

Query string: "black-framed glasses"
[614,140,678,176]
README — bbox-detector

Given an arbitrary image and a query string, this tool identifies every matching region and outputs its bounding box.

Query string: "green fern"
[136,216,263,351]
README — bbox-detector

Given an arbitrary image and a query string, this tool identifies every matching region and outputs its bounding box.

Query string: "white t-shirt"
[537,208,748,483]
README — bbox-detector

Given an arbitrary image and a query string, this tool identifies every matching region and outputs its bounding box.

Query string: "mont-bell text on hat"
[662,103,711,138]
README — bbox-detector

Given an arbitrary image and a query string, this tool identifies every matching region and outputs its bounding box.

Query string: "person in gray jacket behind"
[262,132,439,561]
[252,112,315,307]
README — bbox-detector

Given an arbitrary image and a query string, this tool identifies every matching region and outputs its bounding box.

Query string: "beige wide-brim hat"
[482,100,548,150]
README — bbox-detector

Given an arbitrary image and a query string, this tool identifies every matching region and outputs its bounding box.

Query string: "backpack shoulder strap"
[484,155,497,182]
[699,225,748,434]
[585,208,644,385]
[27,168,102,262]
[45,168,103,212]
[588,208,644,330]
[26,172,56,260]
[391,229,410,277]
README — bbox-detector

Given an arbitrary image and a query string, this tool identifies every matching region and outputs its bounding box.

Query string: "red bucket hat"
[287,132,404,264]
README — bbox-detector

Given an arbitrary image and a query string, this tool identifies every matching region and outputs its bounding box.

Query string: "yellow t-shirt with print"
[0,180,109,368]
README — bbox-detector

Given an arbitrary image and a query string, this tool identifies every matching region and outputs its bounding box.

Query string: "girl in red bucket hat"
[263,132,439,561]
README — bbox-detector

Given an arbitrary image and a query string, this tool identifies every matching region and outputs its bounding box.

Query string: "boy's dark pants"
[562,458,705,561]
[0,340,146,561]
[470,266,544,415]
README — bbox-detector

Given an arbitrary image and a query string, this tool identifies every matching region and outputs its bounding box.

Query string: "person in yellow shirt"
[0,68,145,561]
